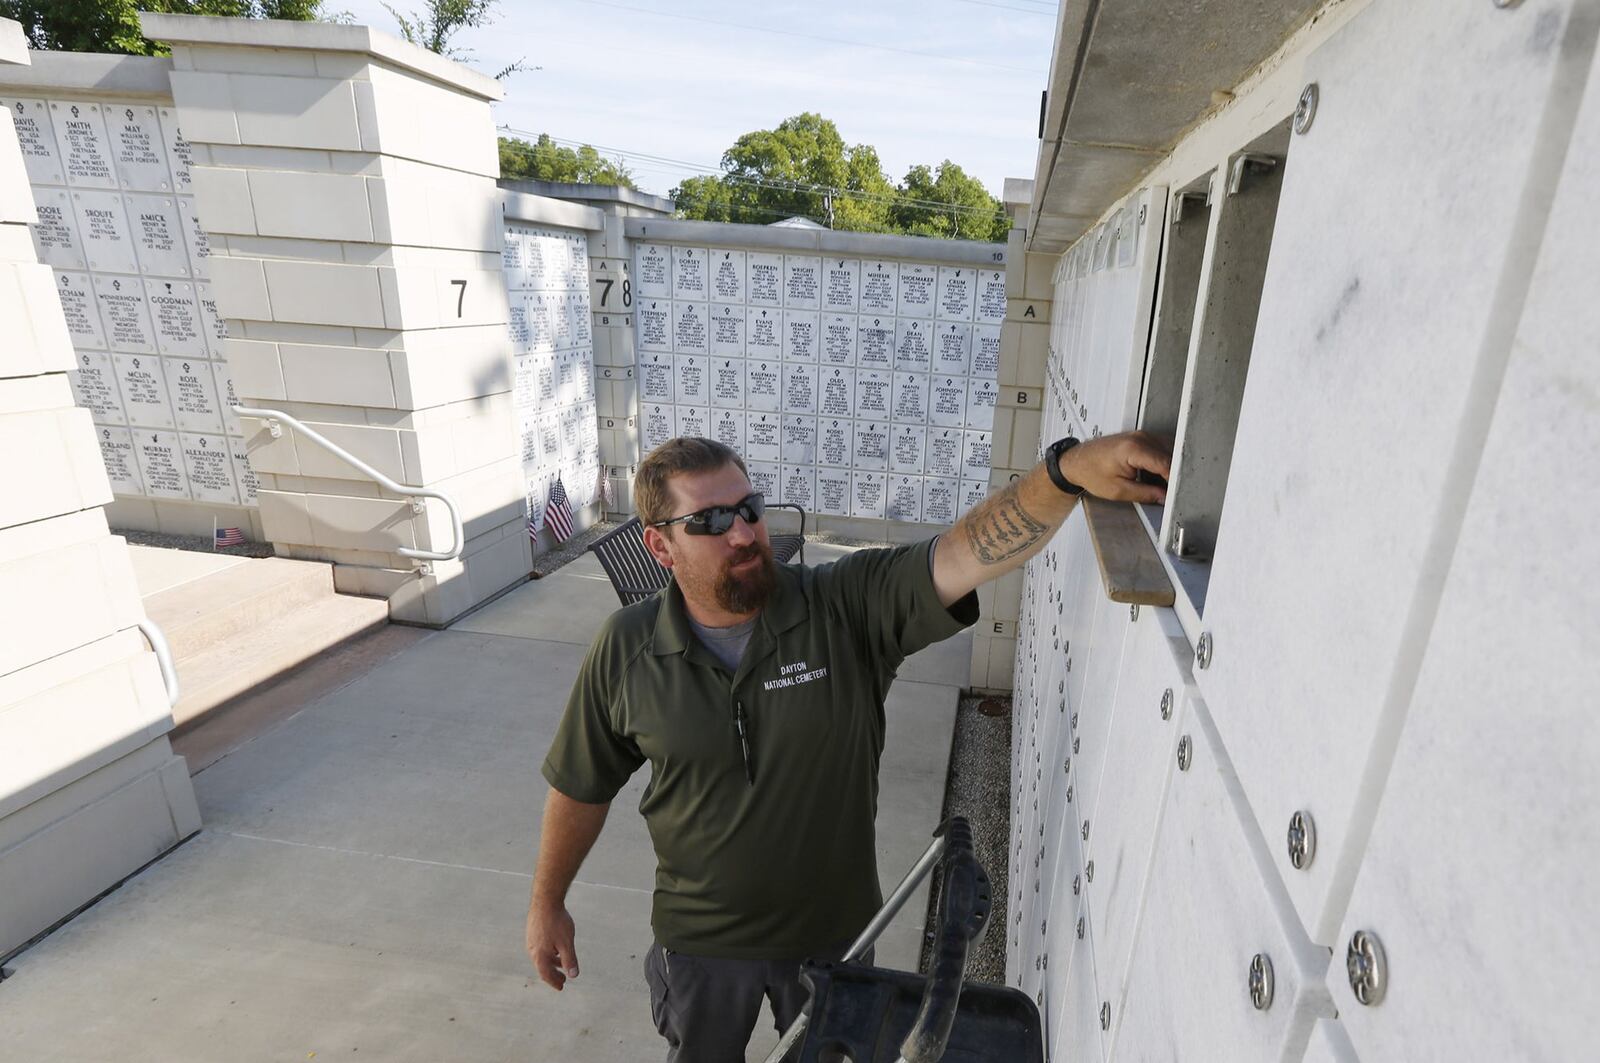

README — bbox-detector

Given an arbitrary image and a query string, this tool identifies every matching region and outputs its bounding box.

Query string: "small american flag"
[215,526,245,548]
[546,476,575,543]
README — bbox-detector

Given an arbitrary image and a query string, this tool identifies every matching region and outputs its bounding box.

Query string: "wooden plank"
[1082,496,1176,606]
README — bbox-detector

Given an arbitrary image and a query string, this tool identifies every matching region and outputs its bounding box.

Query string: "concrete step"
[143,557,336,662]
[169,593,390,729]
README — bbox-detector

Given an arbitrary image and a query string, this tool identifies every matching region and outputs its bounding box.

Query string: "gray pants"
[642,940,870,1063]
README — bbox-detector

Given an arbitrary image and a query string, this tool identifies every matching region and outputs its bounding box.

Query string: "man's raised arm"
[526,787,611,991]
[932,431,1172,608]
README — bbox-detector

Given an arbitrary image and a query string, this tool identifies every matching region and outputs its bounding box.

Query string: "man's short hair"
[634,437,749,528]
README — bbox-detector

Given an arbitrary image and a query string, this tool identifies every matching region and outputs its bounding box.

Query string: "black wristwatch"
[1044,436,1087,496]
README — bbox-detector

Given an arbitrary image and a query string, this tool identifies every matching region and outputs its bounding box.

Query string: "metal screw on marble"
[1288,810,1317,870]
[1042,953,1049,970]
[1348,930,1388,1005]
[1100,1002,1111,1031]
[1071,712,1079,730]
[1160,687,1174,720]
[1294,82,1320,135]
[1082,819,1091,841]
[1076,916,1085,939]
[1073,874,1081,895]
[1073,736,1081,754]
[1493,0,1524,7]
[1086,859,1095,883]
[1250,953,1275,1010]
[1066,784,1074,804]
[1130,603,1140,622]
[1177,735,1193,771]
[1197,632,1214,669]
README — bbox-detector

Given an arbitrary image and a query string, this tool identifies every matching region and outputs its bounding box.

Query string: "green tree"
[498,134,636,188]
[0,0,329,55]
[894,161,1011,242]
[666,174,733,219]
[670,114,1006,241]
[382,0,525,79]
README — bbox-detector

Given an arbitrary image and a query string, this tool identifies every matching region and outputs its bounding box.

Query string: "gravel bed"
[919,693,1012,985]
[530,520,620,577]
[118,528,275,558]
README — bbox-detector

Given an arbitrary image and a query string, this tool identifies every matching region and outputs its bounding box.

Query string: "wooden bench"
[587,506,808,606]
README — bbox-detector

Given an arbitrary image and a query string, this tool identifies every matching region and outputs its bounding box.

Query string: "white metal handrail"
[233,405,464,564]
[136,618,180,708]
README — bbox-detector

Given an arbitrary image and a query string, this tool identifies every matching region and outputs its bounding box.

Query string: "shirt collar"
[650,563,808,657]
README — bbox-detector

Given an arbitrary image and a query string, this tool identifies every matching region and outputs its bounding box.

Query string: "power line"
[563,0,1035,74]
[502,128,1008,221]
[948,0,1058,15]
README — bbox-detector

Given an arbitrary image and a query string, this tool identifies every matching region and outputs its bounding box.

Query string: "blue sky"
[337,0,1059,198]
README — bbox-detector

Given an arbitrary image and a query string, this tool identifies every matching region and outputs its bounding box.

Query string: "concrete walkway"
[0,544,971,1062]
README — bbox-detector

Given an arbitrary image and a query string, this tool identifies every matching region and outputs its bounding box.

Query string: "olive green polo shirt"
[541,538,978,959]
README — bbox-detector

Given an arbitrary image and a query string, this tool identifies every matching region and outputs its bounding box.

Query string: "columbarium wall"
[0,18,200,962]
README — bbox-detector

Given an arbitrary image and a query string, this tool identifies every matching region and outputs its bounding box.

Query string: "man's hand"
[933,430,1175,606]
[527,787,609,991]
[1057,431,1172,504]
[526,900,580,991]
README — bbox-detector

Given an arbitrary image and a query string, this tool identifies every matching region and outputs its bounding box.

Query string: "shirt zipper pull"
[735,701,754,787]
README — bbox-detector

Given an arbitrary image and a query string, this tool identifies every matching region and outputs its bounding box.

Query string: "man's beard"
[713,541,777,614]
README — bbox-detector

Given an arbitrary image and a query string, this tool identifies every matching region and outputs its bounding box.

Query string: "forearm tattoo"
[962,483,1048,564]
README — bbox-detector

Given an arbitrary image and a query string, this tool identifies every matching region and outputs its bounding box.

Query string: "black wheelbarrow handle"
[899,817,992,1063]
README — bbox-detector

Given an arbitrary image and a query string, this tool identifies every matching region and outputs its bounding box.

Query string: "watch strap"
[1045,436,1086,496]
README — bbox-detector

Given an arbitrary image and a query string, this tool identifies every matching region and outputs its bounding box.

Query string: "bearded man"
[527,432,1169,1061]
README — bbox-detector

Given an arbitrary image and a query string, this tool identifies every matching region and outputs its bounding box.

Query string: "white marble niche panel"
[710,248,746,303]
[157,108,193,191]
[54,271,106,348]
[822,257,859,313]
[96,426,143,494]
[70,189,138,274]
[50,100,117,189]
[123,192,190,273]
[635,243,670,299]
[146,280,206,356]
[1194,0,1598,943]
[68,351,124,425]
[1113,702,1326,1060]
[1082,610,1193,1007]
[107,104,174,192]
[28,187,83,269]
[1332,49,1600,1059]
[3,97,63,184]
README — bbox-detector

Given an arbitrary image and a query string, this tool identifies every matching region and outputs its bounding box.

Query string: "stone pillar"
[143,14,525,626]
[0,18,200,959]
[971,188,1052,693]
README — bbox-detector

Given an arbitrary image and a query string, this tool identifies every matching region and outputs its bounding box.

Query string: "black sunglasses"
[652,493,765,536]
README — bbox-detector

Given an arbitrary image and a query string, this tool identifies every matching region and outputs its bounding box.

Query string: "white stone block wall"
[0,19,199,962]
[1008,1,1600,1059]
[0,54,267,541]
[143,14,524,625]
[970,242,1052,692]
